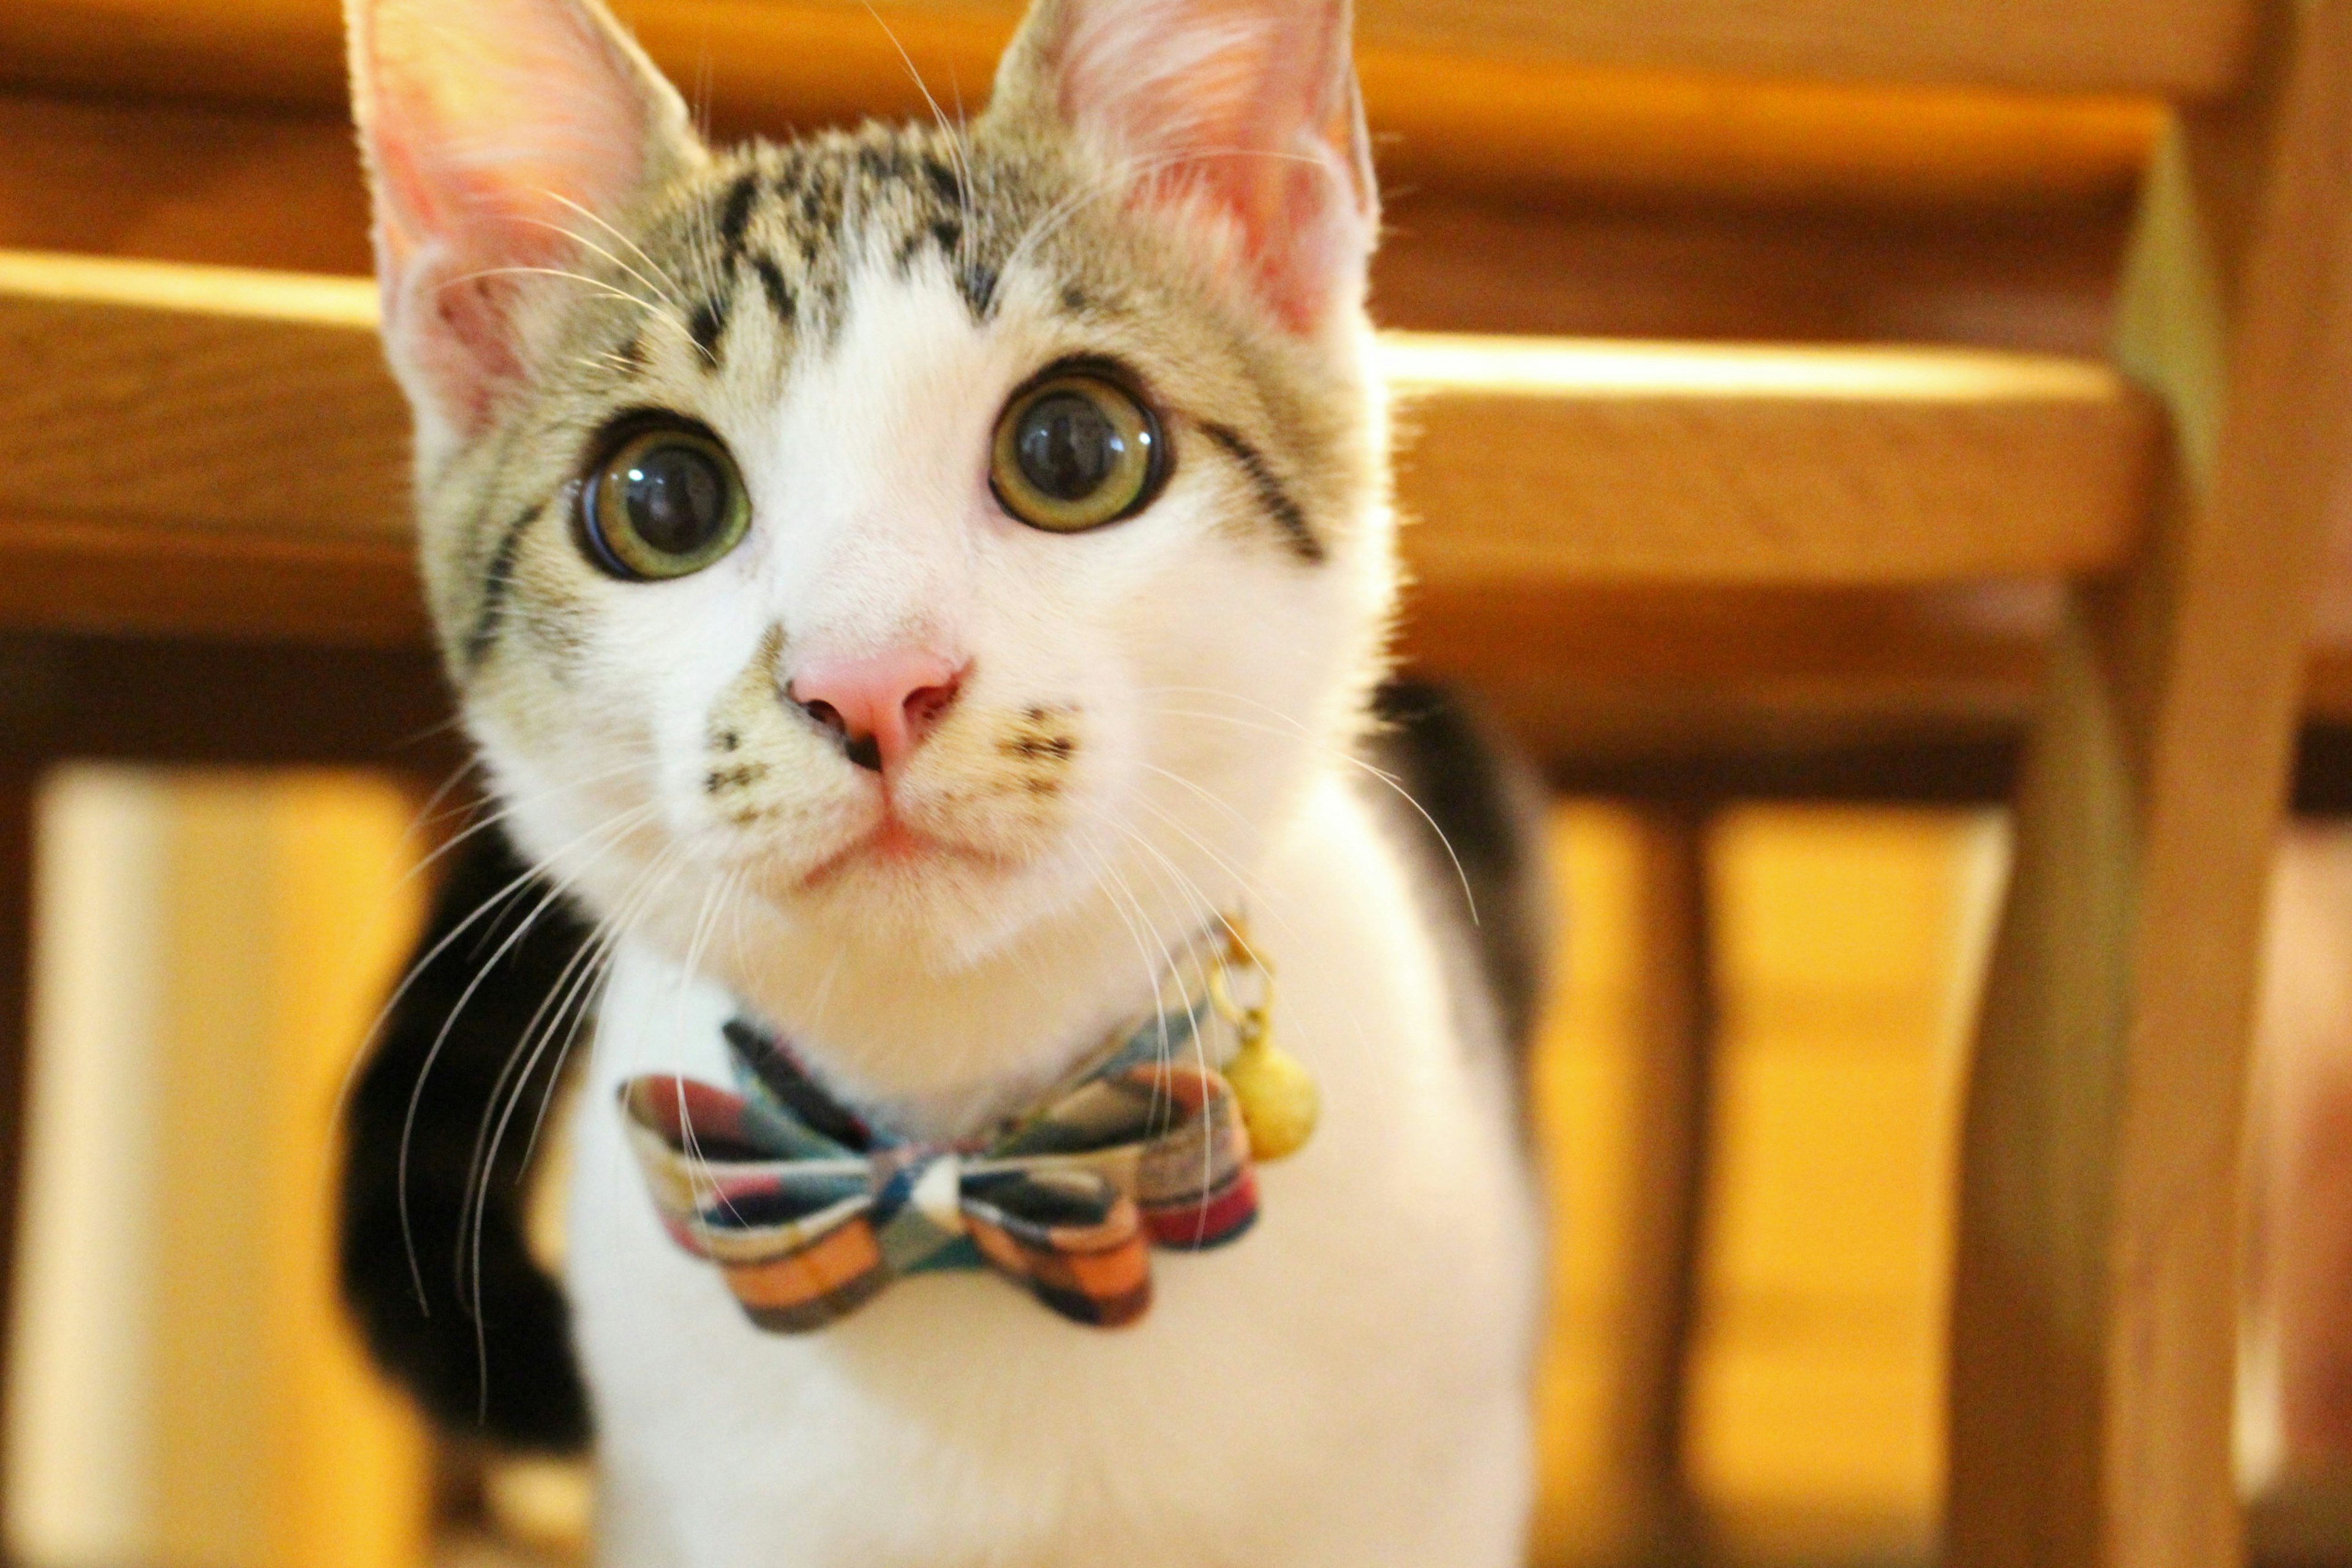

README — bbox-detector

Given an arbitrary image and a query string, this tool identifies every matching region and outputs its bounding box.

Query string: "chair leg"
[1615,805,1716,1567]
[0,769,34,1516]
[1947,6,2352,1565]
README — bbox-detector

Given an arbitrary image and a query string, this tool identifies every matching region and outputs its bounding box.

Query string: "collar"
[617,919,1315,1332]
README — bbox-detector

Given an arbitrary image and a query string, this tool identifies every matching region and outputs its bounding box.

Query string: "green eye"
[579,422,752,580]
[990,370,1167,533]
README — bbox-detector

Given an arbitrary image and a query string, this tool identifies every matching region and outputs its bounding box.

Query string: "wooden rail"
[1381,335,2154,584]
[0,0,2252,107]
[0,86,2155,354]
[1366,0,2252,94]
[0,1,2172,232]
[0,249,2158,647]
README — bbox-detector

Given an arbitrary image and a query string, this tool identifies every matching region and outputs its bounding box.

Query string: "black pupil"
[1016,391,1126,502]
[621,443,728,555]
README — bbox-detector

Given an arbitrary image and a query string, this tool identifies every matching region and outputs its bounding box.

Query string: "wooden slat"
[0,0,2245,107]
[1356,61,2157,209]
[1945,0,2352,1561]
[1360,0,2250,97]
[1404,582,2051,787]
[0,250,2159,643]
[0,252,403,548]
[0,93,371,279]
[1372,191,2135,354]
[0,519,424,647]
[0,89,2143,355]
[0,0,2168,209]
[1383,336,2155,584]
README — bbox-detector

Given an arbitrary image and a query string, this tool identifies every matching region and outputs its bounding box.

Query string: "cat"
[334,0,1548,1561]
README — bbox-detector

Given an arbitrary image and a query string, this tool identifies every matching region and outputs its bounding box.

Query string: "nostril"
[800,698,848,738]
[903,680,960,737]
[792,695,886,772]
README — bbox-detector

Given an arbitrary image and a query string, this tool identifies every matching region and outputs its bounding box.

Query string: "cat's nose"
[788,650,967,774]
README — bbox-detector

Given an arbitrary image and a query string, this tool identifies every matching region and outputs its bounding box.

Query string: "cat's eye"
[579,421,752,581]
[990,369,1167,533]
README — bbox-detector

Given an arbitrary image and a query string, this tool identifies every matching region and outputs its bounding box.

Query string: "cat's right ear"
[986,0,1376,337]
[346,0,703,447]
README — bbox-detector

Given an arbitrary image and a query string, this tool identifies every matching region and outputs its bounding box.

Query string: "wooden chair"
[2,2,2349,1564]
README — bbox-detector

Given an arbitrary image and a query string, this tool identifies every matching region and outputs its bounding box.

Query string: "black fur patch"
[338,826,595,1452]
[1201,423,1322,562]
[687,294,732,365]
[715,169,762,262]
[464,505,538,674]
[1365,680,1552,1068]
[921,155,962,206]
[958,262,1001,320]
[751,253,797,326]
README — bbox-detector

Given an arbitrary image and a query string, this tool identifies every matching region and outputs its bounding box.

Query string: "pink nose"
[787,649,967,773]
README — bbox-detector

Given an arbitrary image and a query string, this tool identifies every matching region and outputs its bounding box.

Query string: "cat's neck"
[701,881,1237,1143]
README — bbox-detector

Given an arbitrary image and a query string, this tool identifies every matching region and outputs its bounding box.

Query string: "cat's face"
[355,0,1387,1058]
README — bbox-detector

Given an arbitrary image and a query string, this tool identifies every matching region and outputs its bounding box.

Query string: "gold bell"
[1225,1023,1319,1162]
[1214,922,1318,1163]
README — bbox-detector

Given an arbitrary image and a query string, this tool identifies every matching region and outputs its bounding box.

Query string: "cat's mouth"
[795,812,1020,891]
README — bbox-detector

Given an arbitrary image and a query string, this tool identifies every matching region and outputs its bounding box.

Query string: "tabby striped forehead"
[633,123,1031,369]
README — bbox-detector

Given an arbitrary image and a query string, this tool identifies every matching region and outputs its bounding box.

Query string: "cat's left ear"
[347,0,704,446]
[988,0,1378,336]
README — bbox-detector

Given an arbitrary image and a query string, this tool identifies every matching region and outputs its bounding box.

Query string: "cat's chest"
[560,785,1540,1568]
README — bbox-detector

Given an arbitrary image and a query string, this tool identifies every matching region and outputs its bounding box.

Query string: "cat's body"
[575,772,1534,1566]
[336,0,1546,1559]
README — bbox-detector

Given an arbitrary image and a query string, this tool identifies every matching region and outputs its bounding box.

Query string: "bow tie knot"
[886,1148,968,1250]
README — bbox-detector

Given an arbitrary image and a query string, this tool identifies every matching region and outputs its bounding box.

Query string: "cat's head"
[351,0,1392,1091]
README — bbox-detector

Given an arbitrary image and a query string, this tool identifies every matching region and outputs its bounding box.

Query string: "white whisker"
[442,265,662,320]
[534,187,696,307]
[511,213,689,317]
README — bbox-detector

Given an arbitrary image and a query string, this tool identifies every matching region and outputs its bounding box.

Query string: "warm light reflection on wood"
[0,249,377,325]
[1378,332,2127,404]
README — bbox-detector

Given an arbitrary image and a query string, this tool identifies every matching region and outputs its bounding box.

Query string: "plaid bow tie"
[619,959,1264,1332]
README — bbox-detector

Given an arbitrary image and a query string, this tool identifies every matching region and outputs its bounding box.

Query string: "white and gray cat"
[335,0,1549,1561]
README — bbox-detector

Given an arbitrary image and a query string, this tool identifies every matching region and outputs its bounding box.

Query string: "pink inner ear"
[370,143,553,426]
[1053,0,1374,333]
[353,0,673,431]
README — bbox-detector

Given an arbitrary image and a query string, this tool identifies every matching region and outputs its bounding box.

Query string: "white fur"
[567,772,1541,1567]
